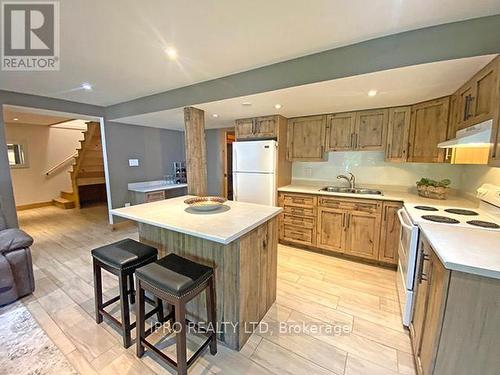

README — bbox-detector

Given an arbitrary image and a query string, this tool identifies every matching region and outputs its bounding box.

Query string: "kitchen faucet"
[337,172,356,190]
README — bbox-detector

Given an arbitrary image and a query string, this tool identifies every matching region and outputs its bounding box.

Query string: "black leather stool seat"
[136,254,213,297]
[91,239,157,270]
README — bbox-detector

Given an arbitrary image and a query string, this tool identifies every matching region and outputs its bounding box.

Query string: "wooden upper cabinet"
[235,115,279,140]
[456,56,498,131]
[473,63,497,121]
[456,82,475,131]
[407,97,450,163]
[235,118,256,140]
[355,109,388,150]
[385,107,411,162]
[287,115,327,161]
[255,116,278,138]
[326,112,356,151]
[378,201,402,264]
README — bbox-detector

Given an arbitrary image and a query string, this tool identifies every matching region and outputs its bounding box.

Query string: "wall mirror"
[7,143,28,168]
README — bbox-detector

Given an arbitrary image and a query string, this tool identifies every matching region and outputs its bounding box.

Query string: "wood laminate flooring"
[18,205,415,375]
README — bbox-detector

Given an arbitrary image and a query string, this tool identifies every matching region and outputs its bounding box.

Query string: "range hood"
[438,119,492,148]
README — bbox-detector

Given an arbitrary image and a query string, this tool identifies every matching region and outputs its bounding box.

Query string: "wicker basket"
[416,185,449,200]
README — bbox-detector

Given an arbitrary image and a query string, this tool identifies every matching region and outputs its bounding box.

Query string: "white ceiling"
[116,55,497,130]
[0,1,499,106]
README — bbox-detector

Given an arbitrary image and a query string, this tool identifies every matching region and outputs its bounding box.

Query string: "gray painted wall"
[107,15,500,120]
[103,121,185,211]
[206,129,223,196]
[0,105,17,228]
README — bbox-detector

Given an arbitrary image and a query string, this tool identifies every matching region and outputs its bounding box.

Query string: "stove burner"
[422,215,460,224]
[444,208,479,216]
[414,206,439,211]
[466,220,500,229]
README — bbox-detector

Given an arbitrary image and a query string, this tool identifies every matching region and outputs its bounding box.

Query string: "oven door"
[397,208,419,291]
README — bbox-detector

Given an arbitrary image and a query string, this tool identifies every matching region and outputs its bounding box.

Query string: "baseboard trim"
[16,201,54,211]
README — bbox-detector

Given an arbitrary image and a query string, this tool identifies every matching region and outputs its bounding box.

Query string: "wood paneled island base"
[138,217,278,350]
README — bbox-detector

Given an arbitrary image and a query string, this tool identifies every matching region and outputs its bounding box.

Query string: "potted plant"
[416,178,451,200]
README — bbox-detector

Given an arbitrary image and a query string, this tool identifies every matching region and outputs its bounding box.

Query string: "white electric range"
[396,183,500,326]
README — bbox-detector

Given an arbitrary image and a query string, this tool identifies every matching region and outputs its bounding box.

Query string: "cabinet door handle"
[342,213,346,228]
[350,133,355,148]
[346,213,350,229]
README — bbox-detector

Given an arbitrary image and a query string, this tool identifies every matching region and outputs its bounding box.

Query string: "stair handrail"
[45,152,77,176]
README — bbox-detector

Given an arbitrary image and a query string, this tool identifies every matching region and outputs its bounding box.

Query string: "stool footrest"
[140,334,213,370]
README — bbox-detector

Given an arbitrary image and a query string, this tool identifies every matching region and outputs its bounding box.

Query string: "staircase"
[52,122,105,209]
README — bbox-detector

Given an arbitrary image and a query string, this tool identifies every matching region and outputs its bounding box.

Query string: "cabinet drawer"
[283,205,316,217]
[318,196,342,208]
[283,194,315,207]
[319,196,381,214]
[283,224,314,244]
[145,190,165,202]
[283,214,315,229]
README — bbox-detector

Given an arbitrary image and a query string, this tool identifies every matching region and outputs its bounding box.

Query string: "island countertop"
[111,195,282,245]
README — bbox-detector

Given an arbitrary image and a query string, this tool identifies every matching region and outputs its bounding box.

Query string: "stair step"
[77,177,106,186]
[53,197,75,209]
[60,190,74,200]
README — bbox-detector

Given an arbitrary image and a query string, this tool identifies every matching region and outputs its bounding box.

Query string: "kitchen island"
[111,196,281,350]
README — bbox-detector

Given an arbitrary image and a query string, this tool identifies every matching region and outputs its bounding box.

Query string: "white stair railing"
[45,152,77,176]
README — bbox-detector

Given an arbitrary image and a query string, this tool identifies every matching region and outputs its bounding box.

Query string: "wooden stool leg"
[156,297,164,323]
[128,273,135,305]
[93,258,103,324]
[175,302,188,375]
[119,272,132,348]
[206,277,217,355]
[136,279,146,357]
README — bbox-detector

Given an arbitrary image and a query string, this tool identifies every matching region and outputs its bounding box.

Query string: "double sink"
[320,186,383,195]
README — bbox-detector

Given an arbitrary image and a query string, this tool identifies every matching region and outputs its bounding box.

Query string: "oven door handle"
[397,208,413,230]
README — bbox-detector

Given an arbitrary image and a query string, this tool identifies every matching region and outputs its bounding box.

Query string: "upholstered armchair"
[0,208,35,306]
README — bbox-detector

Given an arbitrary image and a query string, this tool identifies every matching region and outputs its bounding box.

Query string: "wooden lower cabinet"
[279,193,317,247]
[279,192,397,265]
[379,201,402,263]
[410,233,500,375]
[317,207,345,252]
[344,210,381,260]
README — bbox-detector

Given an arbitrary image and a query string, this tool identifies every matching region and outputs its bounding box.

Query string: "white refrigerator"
[233,140,277,206]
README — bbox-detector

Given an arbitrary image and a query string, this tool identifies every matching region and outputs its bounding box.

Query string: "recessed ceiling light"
[81,83,93,91]
[212,114,219,118]
[241,102,252,106]
[13,118,18,121]
[165,47,178,60]
[368,89,377,97]
[274,104,282,109]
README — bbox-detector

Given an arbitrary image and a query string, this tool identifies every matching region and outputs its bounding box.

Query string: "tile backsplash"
[292,151,465,188]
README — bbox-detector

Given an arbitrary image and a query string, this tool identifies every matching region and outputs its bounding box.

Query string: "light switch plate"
[128,159,139,167]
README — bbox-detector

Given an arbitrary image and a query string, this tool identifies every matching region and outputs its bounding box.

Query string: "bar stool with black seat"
[135,253,217,375]
[92,238,163,348]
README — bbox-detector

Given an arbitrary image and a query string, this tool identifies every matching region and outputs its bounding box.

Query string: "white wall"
[460,165,500,196]
[5,123,84,206]
[292,151,465,188]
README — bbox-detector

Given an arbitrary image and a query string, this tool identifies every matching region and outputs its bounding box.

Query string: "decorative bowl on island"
[184,196,227,211]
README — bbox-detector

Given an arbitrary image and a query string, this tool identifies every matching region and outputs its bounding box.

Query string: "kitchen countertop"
[111,195,282,244]
[420,223,500,279]
[128,180,187,193]
[278,182,477,207]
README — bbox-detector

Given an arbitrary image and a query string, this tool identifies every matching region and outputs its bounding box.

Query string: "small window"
[7,143,28,168]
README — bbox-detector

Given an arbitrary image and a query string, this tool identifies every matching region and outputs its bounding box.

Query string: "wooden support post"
[183,107,207,196]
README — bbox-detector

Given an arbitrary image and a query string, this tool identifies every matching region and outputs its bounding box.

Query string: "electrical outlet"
[124,202,131,207]
[128,159,139,167]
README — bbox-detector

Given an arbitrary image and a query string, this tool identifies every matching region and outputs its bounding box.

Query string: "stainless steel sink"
[320,186,383,195]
